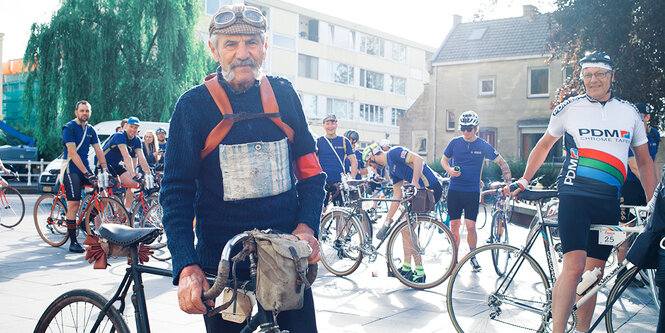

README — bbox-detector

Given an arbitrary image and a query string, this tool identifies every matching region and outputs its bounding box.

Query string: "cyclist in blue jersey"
[511,52,657,333]
[316,114,357,209]
[61,100,109,253]
[98,117,152,208]
[344,129,367,180]
[363,143,443,282]
[156,127,168,152]
[441,110,512,271]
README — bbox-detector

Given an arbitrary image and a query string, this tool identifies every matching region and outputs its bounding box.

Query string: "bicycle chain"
[488,294,550,332]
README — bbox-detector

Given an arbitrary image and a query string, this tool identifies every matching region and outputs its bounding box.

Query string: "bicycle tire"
[131,194,158,228]
[434,199,449,227]
[386,216,456,289]
[605,265,659,332]
[491,211,510,275]
[34,194,69,247]
[477,205,487,229]
[0,186,25,228]
[84,196,131,235]
[447,244,551,332]
[140,203,171,261]
[34,288,130,333]
[318,209,365,276]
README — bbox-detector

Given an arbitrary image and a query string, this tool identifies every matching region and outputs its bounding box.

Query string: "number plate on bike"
[598,230,625,246]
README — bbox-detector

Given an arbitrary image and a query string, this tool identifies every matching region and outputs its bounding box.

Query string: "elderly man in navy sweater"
[160,4,325,332]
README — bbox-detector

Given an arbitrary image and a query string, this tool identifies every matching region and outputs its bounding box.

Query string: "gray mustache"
[230,58,259,70]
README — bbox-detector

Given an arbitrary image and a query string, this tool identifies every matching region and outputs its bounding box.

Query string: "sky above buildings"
[0,0,555,61]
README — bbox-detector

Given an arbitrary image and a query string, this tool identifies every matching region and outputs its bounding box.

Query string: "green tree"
[23,0,216,159]
[548,0,665,126]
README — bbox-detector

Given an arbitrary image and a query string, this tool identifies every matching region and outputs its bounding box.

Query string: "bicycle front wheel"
[491,211,510,275]
[605,266,660,332]
[447,244,551,332]
[0,187,25,228]
[84,196,131,235]
[34,194,68,247]
[34,289,130,333]
[386,216,457,289]
[318,209,365,276]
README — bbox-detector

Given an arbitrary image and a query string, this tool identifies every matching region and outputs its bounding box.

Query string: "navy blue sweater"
[160,70,326,284]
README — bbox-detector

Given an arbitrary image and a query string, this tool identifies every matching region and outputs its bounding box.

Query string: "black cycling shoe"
[69,241,85,253]
[411,274,426,283]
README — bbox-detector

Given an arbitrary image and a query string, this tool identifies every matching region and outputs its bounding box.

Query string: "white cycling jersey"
[547,94,647,200]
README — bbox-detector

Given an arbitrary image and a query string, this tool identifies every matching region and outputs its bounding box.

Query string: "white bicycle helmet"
[458,111,479,129]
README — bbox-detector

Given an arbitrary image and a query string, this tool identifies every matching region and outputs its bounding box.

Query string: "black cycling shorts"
[447,189,480,221]
[620,180,647,222]
[63,171,92,201]
[323,181,343,207]
[107,163,128,177]
[557,194,620,260]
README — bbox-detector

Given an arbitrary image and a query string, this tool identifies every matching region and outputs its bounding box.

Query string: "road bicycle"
[318,180,457,289]
[0,171,25,228]
[34,172,130,246]
[446,188,656,332]
[479,182,514,275]
[138,201,169,261]
[433,176,450,227]
[34,224,314,333]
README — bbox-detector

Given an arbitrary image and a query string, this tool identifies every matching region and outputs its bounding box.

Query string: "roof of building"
[432,12,552,64]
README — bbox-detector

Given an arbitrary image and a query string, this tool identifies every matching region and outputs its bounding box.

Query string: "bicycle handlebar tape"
[202,258,231,303]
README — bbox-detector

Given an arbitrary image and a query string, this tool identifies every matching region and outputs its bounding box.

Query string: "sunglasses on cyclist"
[213,8,266,31]
[460,125,475,132]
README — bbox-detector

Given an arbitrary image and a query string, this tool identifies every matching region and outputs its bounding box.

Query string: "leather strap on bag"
[200,75,295,160]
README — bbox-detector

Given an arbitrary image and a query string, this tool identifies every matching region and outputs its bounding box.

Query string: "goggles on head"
[213,8,266,31]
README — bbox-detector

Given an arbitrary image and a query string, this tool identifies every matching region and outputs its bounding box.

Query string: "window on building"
[326,98,354,120]
[273,34,295,50]
[391,108,405,126]
[360,69,384,91]
[478,76,495,97]
[360,34,384,57]
[298,54,318,79]
[412,131,428,155]
[446,110,455,131]
[205,0,219,15]
[299,93,319,119]
[389,76,406,95]
[391,42,406,63]
[479,128,497,147]
[333,25,354,50]
[528,67,549,98]
[298,15,318,42]
[332,62,354,85]
[360,103,385,123]
[468,27,487,41]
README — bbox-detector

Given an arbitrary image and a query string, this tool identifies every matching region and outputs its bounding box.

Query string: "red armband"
[294,153,323,180]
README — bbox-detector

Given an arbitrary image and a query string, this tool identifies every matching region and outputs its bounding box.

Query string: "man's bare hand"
[293,223,321,264]
[177,264,212,314]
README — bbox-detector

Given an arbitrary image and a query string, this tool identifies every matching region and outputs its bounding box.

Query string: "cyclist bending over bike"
[61,100,109,253]
[96,116,152,208]
[363,143,443,283]
[441,110,512,272]
[511,52,657,333]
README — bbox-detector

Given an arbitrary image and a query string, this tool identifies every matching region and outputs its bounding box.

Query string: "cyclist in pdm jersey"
[511,52,657,333]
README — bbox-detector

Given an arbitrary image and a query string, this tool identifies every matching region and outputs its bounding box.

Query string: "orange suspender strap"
[200,75,295,160]
[201,77,234,160]
[259,77,295,143]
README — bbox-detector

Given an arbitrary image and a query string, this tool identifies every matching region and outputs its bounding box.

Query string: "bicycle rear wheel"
[318,209,365,276]
[386,216,456,289]
[0,187,25,228]
[140,203,170,261]
[605,266,659,332]
[34,194,68,247]
[447,244,551,332]
[84,196,131,235]
[34,289,130,333]
[131,195,159,228]
[491,211,510,275]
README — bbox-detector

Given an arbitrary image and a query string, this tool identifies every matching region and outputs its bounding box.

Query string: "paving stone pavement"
[0,195,658,332]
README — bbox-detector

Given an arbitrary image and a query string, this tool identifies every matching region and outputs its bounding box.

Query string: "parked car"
[38,120,169,194]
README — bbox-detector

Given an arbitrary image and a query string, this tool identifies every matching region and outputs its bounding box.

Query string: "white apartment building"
[197,0,434,146]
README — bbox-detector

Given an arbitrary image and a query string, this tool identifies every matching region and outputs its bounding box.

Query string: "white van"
[38,120,169,193]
